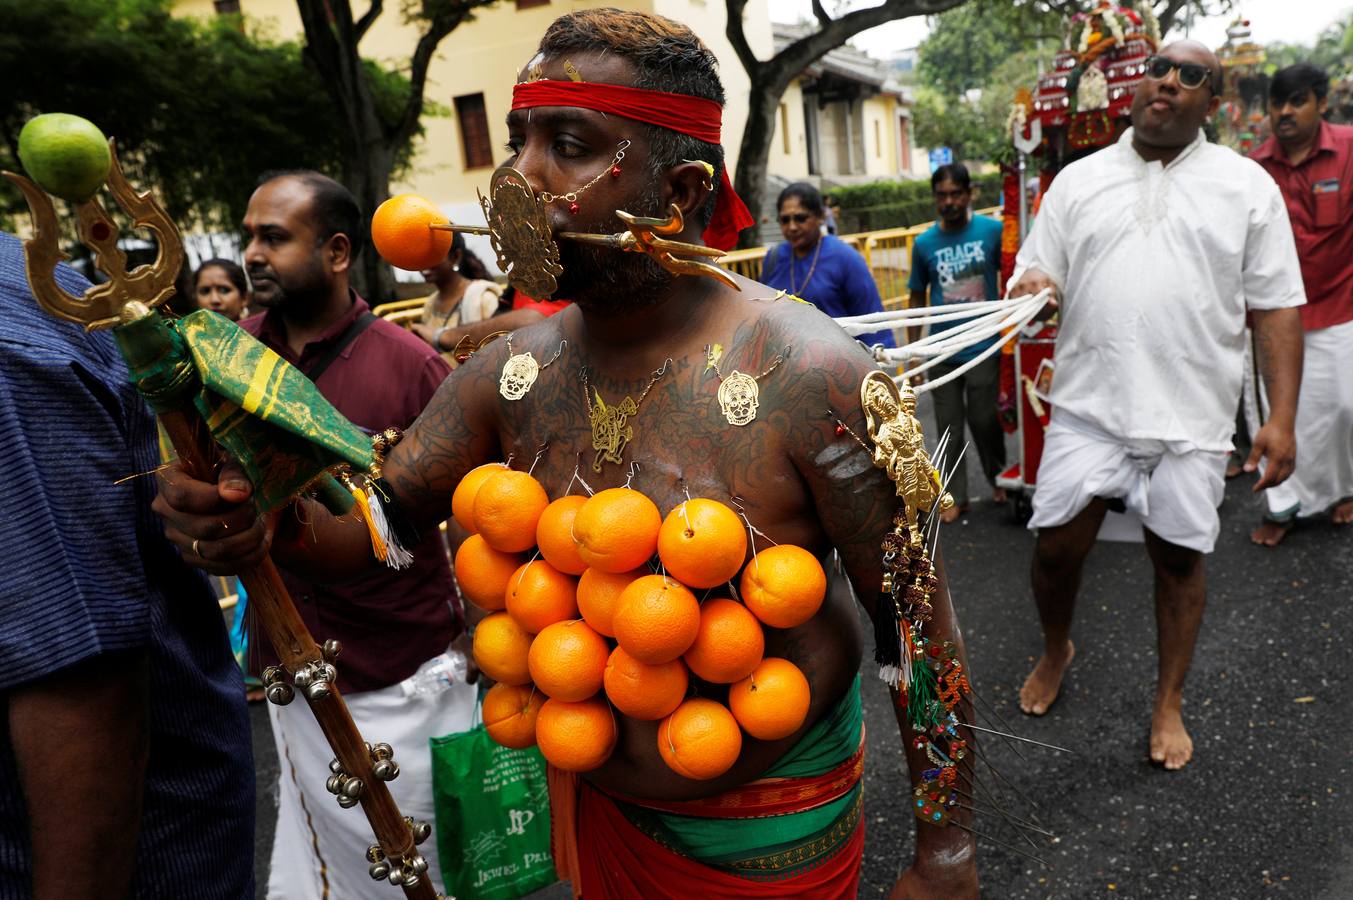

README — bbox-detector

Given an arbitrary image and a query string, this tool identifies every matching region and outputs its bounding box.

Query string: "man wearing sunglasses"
[1248,63,1353,546]
[1007,41,1306,770]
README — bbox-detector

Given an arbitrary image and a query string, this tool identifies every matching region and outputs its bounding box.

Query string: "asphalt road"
[248,419,1353,899]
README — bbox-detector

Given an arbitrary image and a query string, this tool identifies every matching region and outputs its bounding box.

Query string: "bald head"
[1159,40,1224,95]
[1130,39,1224,160]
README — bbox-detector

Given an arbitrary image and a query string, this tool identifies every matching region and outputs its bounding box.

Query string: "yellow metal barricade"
[716,207,999,311]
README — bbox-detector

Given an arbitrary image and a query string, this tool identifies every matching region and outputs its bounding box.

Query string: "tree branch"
[811,0,833,27]
[724,0,762,78]
[355,0,383,42]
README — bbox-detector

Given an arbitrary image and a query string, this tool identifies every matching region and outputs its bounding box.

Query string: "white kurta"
[1015,128,1306,452]
[1016,129,1305,549]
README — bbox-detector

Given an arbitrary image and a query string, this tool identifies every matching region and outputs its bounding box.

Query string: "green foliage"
[0,0,420,234]
[1264,14,1353,77]
[829,173,1004,232]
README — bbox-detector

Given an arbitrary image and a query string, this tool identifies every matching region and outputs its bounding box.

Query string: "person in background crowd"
[761,182,894,349]
[1009,41,1304,770]
[1247,62,1353,545]
[0,230,254,898]
[907,163,1008,523]
[193,257,250,321]
[411,232,503,357]
[226,170,472,899]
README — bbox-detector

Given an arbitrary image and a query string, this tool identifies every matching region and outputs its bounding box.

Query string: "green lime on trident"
[18,113,112,203]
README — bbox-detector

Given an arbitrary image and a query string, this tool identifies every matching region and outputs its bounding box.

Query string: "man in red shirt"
[238,171,471,897]
[1249,64,1353,544]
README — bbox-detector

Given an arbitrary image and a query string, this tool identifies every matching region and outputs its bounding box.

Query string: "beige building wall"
[766,79,810,182]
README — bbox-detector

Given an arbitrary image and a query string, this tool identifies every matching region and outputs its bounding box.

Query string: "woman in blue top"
[760,183,895,349]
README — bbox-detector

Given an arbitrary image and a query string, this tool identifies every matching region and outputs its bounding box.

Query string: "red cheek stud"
[835,424,846,436]
[611,165,622,178]
[568,202,580,215]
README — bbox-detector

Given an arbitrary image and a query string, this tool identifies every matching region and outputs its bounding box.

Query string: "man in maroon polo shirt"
[239,171,471,898]
[1248,64,1353,545]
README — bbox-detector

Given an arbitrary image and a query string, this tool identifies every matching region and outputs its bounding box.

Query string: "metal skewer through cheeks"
[431,164,736,297]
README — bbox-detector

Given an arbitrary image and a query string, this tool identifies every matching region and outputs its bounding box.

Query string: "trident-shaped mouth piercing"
[3,140,182,331]
[436,164,736,298]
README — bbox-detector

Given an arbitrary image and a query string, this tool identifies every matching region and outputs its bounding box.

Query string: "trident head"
[3,138,183,330]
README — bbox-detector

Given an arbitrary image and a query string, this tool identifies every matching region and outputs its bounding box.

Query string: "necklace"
[539,140,631,215]
[705,344,787,426]
[787,238,822,297]
[581,358,672,472]
[499,334,566,401]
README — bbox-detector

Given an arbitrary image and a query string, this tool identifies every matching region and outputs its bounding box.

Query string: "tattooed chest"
[493,375,818,545]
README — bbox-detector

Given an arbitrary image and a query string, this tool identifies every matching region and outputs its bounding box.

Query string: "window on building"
[780,104,791,155]
[213,0,241,12]
[874,119,881,158]
[454,93,494,170]
[899,117,912,172]
[515,0,550,9]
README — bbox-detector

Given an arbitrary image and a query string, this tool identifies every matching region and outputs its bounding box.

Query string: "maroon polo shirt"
[242,293,457,694]
[1251,121,1353,331]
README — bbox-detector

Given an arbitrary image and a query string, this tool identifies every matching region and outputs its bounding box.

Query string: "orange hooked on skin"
[683,598,765,684]
[603,646,689,721]
[739,544,827,629]
[504,559,579,634]
[528,619,610,702]
[612,574,701,665]
[451,462,508,533]
[657,498,748,589]
[572,487,662,573]
[453,534,523,611]
[657,698,743,781]
[371,193,454,272]
[482,682,545,749]
[576,567,647,638]
[729,657,811,741]
[474,469,550,553]
[536,696,618,773]
[536,495,589,575]
[471,611,533,686]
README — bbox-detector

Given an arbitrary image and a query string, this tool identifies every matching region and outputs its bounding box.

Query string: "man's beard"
[248,256,330,314]
[552,177,676,314]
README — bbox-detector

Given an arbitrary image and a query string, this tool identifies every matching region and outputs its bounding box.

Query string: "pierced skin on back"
[386,277,960,801]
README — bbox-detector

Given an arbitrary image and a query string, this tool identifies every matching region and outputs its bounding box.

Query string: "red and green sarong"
[552,676,864,898]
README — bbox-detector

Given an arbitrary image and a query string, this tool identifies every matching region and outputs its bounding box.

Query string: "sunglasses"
[779,212,813,225]
[1144,55,1213,91]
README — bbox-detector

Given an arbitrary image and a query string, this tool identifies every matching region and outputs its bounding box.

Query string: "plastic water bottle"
[399,649,469,698]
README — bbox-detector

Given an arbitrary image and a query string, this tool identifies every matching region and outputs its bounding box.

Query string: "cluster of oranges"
[456,463,827,781]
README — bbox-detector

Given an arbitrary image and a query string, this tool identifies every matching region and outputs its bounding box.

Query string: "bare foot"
[1249,519,1291,546]
[1150,702,1193,770]
[992,487,1008,503]
[1019,640,1075,715]
[889,856,979,899]
[940,503,967,524]
[1333,499,1353,525]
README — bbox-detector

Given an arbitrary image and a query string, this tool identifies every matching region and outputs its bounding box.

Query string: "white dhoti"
[266,660,477,900]
[1244,318,1353,520]
[1029,410,1229,553]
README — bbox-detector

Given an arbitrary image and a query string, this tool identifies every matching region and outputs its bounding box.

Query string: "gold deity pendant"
[717,370,760,426]
[499,352,540,401]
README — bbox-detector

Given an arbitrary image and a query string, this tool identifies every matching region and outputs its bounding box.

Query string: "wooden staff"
[4,152,442,897]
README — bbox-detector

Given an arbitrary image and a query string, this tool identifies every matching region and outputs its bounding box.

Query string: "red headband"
[511,80,755,251]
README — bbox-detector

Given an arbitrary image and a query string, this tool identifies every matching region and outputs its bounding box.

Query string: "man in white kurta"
[1008,40,1305,770]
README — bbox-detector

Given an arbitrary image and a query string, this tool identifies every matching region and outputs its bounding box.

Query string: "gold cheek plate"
[442,165,736,299]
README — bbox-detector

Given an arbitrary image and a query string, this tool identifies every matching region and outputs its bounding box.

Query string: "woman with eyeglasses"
[760,183,895,348]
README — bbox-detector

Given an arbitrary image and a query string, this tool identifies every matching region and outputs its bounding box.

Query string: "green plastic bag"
[431,713,556,900]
